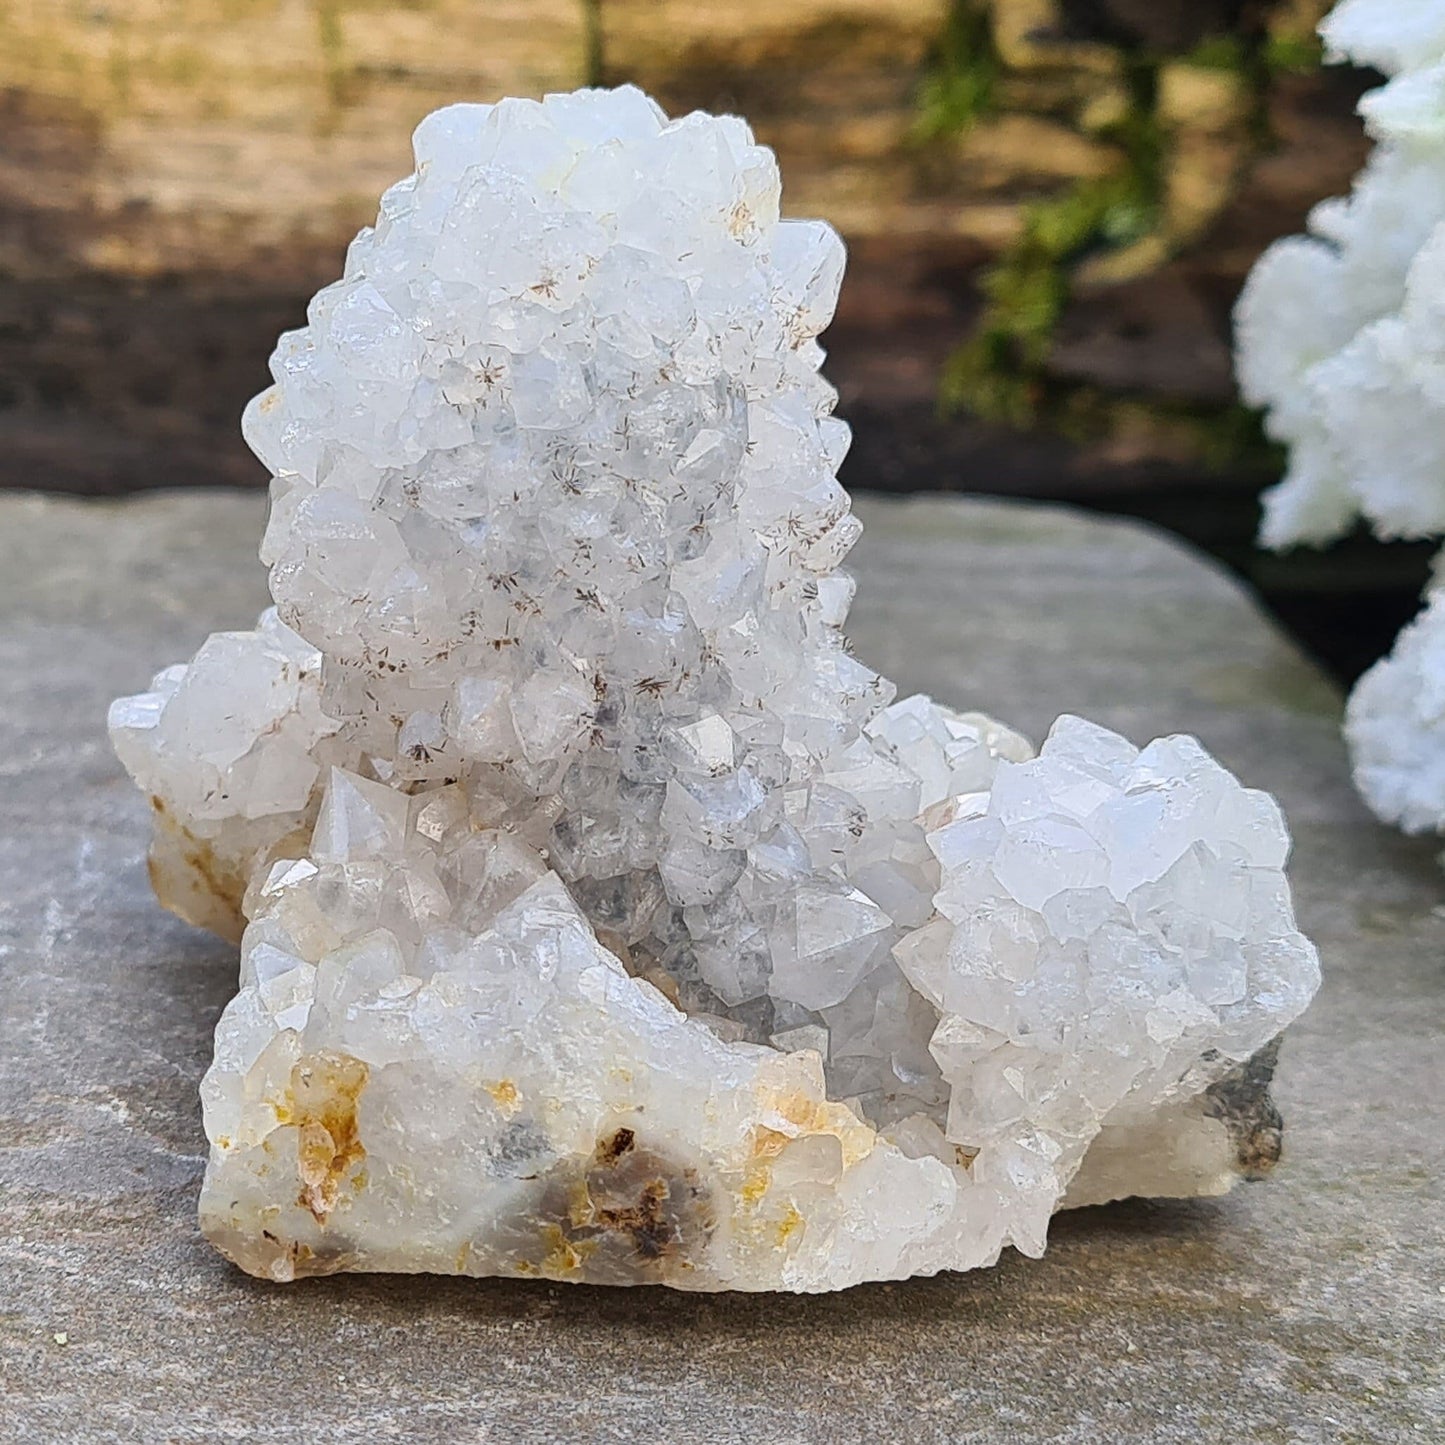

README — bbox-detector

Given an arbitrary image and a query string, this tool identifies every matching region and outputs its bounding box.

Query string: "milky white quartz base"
[190,709,1316,1290]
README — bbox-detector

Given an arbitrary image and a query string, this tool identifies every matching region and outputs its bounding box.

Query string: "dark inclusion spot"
[536,1127,718,1282]
[486,1116,554,1179]
[1203,1038,1285,1180]
[597,1126,636,1164]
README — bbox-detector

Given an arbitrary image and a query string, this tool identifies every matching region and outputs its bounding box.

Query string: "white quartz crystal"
[111,87,1319,1290]
[1237,1,1445,844]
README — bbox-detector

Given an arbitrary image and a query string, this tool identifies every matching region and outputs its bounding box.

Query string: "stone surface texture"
[1,489,1439,1437]
[104,90,1316,1291]
[1238,0,1445,847]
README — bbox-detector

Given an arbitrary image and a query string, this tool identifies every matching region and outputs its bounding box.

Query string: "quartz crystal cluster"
[1236,0,1445,847]
[111,86,1319,1290]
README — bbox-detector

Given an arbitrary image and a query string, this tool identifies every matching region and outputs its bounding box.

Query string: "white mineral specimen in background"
[1237,0,1445,549]
[1346,586,1445,832]
[111,86,1319,1290]
[1236,0,1445,845]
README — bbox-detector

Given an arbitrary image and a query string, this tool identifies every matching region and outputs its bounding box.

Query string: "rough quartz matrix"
[110,87,1320,1291]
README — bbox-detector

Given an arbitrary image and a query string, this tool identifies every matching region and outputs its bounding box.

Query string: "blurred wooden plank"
[598,0,949,236]
[0,0,588,279]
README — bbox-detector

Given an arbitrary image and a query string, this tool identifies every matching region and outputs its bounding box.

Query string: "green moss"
[937,5,1327,451]
[159,45,207,87]
[1196,402,1283,472]
[106,36,133,109]
[315,0,360,131]
[913,0,998,142]
[1261,30,1324,75]
[581,0,605,89]
[317,1,344,73]
[1184,34,1251,73]
[942,65,1163,424]
[941,186,1106,424]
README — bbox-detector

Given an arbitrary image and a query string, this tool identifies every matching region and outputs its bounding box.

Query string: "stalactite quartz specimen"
[109,86,1320,1291]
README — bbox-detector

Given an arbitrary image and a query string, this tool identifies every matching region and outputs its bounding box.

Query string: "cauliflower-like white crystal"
[111,86,1319,1289]
[1322,0,1445,76]
[1237,0,1445,546]
[1237,0,1445,842]
[1347,585,1445,832]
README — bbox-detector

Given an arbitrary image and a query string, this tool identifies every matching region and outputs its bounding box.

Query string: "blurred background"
[0,0,1430,681]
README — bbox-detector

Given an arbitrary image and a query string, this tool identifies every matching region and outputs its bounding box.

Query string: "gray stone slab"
[0,490,1440,1444]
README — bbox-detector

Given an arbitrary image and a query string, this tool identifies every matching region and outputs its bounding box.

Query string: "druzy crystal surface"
[110,87,1320,1291]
